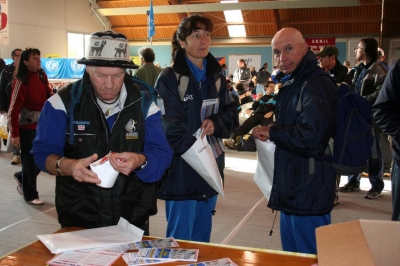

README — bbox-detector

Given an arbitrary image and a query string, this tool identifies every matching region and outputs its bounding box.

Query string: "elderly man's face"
[87,66,126,101]
[272,29,307,75]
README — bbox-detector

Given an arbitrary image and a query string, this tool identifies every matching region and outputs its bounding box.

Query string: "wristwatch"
[135,156,148,171]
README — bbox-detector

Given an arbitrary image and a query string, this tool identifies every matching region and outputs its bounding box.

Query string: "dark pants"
[391,160,400,221]
[347,133,384,192]
[16,129,41,201]
[233,114,273,139]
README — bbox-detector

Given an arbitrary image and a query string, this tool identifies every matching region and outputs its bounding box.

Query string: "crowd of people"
[0,14,398,256]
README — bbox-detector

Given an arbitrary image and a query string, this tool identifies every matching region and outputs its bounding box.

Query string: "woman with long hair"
[156,15,238,242]
[8,48,52,205]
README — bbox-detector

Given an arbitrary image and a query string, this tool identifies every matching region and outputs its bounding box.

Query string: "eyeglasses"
[354,47,364,52]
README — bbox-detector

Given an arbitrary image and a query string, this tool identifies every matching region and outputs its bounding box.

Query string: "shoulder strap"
[174,71,221,101]
[68,80,83,145]
[295,70,331,112]
[174,72,190,101]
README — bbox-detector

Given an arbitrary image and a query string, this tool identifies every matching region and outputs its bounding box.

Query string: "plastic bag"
[0,114,8,139]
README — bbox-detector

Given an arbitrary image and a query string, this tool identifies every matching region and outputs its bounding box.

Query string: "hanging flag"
[148,0,155,41]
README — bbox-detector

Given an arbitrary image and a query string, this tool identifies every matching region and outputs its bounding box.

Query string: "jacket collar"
[172,49,222,76]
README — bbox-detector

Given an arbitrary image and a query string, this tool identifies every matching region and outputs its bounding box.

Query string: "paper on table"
[37,217,144,254]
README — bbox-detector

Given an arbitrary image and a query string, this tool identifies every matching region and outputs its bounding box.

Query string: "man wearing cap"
[32,31,173,233]
[316,45,352,86]
[339,37,387,199]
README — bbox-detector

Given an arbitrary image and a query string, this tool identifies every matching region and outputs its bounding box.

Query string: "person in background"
[343,60,351,73]
[233,59,251,90]
[134,47,163,87]
[252,27,337,254]
[221,63,227,78]
[32,31,172,232]
[156,15,238,242]
[339,38,388,200]
[378,47,389,70]
[373,59,400,220]
[236,83,254,105]
[8,48,53,204]
[0,48,22,164]
[316,45,352,206]
[225,81,276,150]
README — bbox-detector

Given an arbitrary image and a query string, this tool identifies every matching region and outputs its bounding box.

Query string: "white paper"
[47,245,126,266]
[37,217,144,254]
[254,139,275,200]
[182,128,224,197]
[90,152,119,188]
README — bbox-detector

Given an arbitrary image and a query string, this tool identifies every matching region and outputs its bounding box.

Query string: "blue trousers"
[280,212,331,255]
[392,160,400,221]
[165,195,218,242]
[348,133,384,192]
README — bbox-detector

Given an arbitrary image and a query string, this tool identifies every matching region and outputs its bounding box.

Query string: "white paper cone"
[253,139,275,200]
[90,154,119,188]
[182,128,225,197]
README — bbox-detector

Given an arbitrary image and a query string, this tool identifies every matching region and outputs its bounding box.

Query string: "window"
[68,33,91,58]
[221,0,246,38]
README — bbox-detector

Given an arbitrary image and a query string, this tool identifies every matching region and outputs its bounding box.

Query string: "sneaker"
[365,189,382,199]
[224,139,236,149]
[14,174,23,195]
[11,155,21,165]
[333,193,339,207]
[339,182,360,193]
[26,199,44,205]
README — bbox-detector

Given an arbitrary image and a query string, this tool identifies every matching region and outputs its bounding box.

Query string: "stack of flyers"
[46,245,126,266]
[124,237,179,250]
[182,258,238,266]
[122,252,177,265]
[136,248,199,262]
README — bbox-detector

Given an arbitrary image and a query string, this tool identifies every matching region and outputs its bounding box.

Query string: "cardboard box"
[316,219,400,266]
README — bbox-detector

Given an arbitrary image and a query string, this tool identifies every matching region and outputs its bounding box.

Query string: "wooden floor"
[0,147,393,258]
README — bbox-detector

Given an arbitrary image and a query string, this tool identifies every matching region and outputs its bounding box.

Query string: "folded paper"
[182,128,224,197]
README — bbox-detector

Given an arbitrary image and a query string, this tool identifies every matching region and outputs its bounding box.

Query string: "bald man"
[252,28,337,254]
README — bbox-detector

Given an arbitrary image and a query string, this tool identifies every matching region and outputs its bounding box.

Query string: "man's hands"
[69,154,100,184]
[109,152,147,176]
[252,126,271,142]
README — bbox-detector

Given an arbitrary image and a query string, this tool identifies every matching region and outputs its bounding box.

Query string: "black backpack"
[296,70,374,175]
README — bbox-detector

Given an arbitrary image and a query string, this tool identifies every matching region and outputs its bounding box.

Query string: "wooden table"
[0,227,317,265]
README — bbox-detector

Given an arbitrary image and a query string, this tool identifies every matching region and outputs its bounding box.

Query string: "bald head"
[272,28,308,75]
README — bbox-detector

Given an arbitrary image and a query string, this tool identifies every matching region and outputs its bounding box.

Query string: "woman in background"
[8,48,52,205]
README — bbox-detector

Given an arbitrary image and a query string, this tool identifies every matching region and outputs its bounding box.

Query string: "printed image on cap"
[77,31,138,69]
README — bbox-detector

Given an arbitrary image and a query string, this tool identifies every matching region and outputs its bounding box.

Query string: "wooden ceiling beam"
[112,21,275,30]
[283,18,381,24]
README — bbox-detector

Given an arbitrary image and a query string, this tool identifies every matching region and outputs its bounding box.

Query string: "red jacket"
[8,70,51,138]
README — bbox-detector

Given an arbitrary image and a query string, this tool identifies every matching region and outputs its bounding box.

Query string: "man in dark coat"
[252,28,337,255]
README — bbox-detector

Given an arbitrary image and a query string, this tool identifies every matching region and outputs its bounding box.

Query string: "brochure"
[182,258,238,266]
[46,245,126,266]
[122,252,177,265]
[124,237,179,250]
[136,248,199,262]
